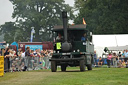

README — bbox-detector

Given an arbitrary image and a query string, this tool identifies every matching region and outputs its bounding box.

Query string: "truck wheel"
[80,59,85,72]
[87,64,92,70]
[61,65,66,72]
[51,61,57,72]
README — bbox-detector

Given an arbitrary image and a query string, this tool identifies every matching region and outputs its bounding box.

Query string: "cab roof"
[53,24,87,31]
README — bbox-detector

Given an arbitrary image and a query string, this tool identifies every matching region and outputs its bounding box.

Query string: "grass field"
[0,67,128,85]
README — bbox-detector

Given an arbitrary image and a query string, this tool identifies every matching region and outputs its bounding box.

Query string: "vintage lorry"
[50,11,94,72]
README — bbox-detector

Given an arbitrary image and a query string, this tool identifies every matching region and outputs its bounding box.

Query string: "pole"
[115,36,118,47]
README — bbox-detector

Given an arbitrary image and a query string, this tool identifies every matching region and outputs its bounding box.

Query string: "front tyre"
[80,56,85,72]
[51,61,57,72]
[61,65,67,72]
[87,64,92,70]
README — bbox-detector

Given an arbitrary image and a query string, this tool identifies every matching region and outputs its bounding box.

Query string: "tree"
[0,22,24,43]
[9,0,74,42]
[74,0,128,34]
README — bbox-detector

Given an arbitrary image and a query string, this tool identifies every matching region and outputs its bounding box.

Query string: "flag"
[83,18,86,25]
[30,28,35,42]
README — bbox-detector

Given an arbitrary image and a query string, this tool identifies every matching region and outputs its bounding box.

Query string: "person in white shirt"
[56,33,63,42]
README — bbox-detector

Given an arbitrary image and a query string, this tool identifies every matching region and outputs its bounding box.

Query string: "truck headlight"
[77,49,80,52]
[54,51,56,53]
[73,50,75,52]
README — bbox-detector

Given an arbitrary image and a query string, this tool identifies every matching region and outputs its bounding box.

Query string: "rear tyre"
[61,65,67,72]
[80,56,85,72]
[51,61,57,72]
[87,64,92,70]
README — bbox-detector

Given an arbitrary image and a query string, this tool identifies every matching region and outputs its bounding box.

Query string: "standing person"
[112,53,117,68]
[17,48,22,57]
[122,50,125,58]
[9,50,17,72]
[122,50,125,57]
[25,47,31,70]
[41,50,46,69]
[30,50,35,69]
[45,50,49,69]
[40,50,44,69]
[107,53,112,68]
[4,48,10,72]
[124,49,128,62]
[43,50,49,69]
[33,49,38,70]
[20,50,25,71]
[15,48,21,71]
[37,49,41,69]
[47,50,52,69]
[94,51,97,66]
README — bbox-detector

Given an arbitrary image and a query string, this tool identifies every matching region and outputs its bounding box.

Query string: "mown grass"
[0,67,128,85]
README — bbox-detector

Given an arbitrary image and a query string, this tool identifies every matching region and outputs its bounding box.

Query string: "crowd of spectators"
[106,50,128,68]
[2,48,128,72]
[94,50,128,68]
[2,47,53,72]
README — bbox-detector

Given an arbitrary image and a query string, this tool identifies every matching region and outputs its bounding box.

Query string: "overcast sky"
[0,0,74,25]
[0,0,14,25]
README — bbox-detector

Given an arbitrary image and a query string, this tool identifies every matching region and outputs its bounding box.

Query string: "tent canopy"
[93,34,128,47]
[107,46,128,51]
[11,42,18,50]
[93,34,128,57]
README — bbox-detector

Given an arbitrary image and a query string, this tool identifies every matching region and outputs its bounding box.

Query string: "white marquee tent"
[107,46,128,51]
[92,34,128,57]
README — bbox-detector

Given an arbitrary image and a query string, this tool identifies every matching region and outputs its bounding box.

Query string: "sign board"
[25,45,43,51]
[0,56,4,76]
[56,42,61,50]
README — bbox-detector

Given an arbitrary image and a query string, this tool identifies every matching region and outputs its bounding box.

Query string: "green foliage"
[0,22,24,43]
[8,0,74,42]
[74,0,128,34]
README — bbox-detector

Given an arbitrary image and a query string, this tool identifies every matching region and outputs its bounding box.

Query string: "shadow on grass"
[57,69,94,72]
[58,70,80,72]
[26,66,99,73]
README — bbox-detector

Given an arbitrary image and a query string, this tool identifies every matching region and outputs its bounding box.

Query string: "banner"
[30,28,35,42]
[25,45,43,51]
[0,56,4,76]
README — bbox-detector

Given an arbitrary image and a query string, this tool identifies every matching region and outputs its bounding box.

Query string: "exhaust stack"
[62,11,68,42]
[61,11,72,52]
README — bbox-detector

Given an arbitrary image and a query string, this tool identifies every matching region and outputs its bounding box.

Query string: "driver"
[81,33,86,41]
[56,33,63,42]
